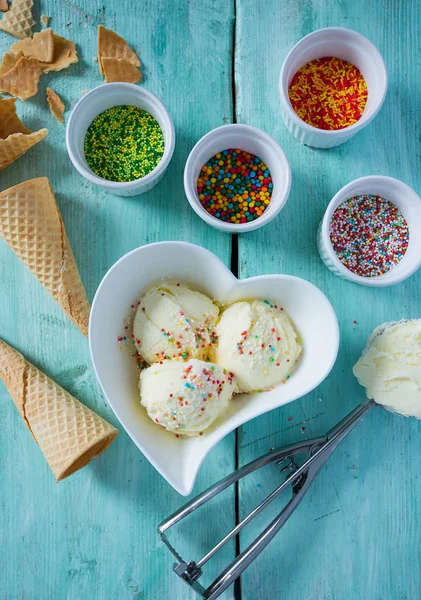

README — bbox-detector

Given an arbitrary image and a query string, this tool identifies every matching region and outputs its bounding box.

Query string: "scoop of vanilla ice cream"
[139,359,237,436]
[214,300,302,393]
[133,281,219,364]
[353,320,421,418]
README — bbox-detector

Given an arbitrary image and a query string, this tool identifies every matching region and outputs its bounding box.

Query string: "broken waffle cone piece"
[0,55,40,100]
[40,14,49,27]
[46,87,64,122]
[0,96,30,137]
[0,339,119,481]
[101,56,142,84]
[0,177,90,336]
[0,0,8,12]
[39,33,78,73]
[0,128,47,169]
[11,28,54,63]
[0,96,47,168]
[97,25,140,76]
[0,49,23,76]
[0,0,34,39]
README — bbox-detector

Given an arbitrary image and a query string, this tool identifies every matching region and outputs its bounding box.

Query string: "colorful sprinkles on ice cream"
[117,301,149,369]
[139,359,237,436]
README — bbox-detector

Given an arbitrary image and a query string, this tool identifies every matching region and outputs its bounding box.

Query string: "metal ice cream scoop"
[159,398,376,600]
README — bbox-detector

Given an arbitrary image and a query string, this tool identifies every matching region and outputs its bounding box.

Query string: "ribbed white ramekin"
[184,124,291,233]
[279,28,388,149]
[66,83,175,196]
[317,176,421,287]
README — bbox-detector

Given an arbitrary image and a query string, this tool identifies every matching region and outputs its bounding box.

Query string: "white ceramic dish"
[66,83,175,196]
[89,242,339,495]
[279,27,388,148]
[318,176,421,287]
[184,124,291,233]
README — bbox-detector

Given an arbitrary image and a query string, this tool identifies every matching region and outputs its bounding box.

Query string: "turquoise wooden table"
[1,1,420,598]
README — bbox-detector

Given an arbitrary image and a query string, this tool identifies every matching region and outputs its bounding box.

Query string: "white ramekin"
[66,83,175,197]
[317,176,421,287]
[279,27,388,149]
[184,124,291,233]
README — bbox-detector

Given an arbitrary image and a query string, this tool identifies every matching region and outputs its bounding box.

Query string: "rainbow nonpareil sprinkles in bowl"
[329,194,409,277]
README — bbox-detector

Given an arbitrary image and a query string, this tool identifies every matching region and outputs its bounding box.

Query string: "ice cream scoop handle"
[325,397,375,446]
[204,398,375,599]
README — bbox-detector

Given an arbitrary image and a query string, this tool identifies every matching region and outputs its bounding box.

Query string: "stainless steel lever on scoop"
[159,399,375,600]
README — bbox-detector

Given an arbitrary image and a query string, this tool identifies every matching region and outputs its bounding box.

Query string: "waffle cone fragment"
[0,0,34,39]
[0,97,47,169]
[101,56,141,83]
[0,339,119,481]
[98,25,140,67]
[0,55,41,100]
[46,87,64,122]
[0,50,23,76]
[11,28,54,63]
[39,33,78,73]
[0,177,90,336]
[0,96,29,137]
[0,128,48,169]
[98,25,140,77]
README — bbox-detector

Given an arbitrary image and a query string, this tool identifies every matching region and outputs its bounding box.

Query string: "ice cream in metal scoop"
[353,320,421,418]
[159,320,421,600]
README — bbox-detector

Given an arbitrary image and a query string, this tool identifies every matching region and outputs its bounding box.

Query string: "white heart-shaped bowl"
[89,242,339,495]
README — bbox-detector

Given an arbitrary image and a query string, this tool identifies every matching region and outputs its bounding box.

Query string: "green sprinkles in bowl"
[84,105,164,182]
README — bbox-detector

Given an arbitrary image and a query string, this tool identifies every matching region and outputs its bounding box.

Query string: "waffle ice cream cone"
[0,177,90,336]
[0,339,119,480]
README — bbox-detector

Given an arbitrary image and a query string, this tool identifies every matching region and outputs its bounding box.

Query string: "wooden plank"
[235,0,421,598]
[0,1,236,598]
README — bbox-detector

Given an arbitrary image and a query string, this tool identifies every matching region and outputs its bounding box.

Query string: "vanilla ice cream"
[214,300,302,393]
[353,320,421,418]
[133,281,219,364]
[139,359,237,435]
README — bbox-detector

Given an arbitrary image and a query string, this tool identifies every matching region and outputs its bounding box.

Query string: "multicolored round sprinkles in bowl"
[197,149,273,224]
[329,194,409,277]
[84,105,164,182]
[288,57,368,130]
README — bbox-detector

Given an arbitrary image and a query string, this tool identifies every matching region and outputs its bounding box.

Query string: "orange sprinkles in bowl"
[288,56,368,130]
